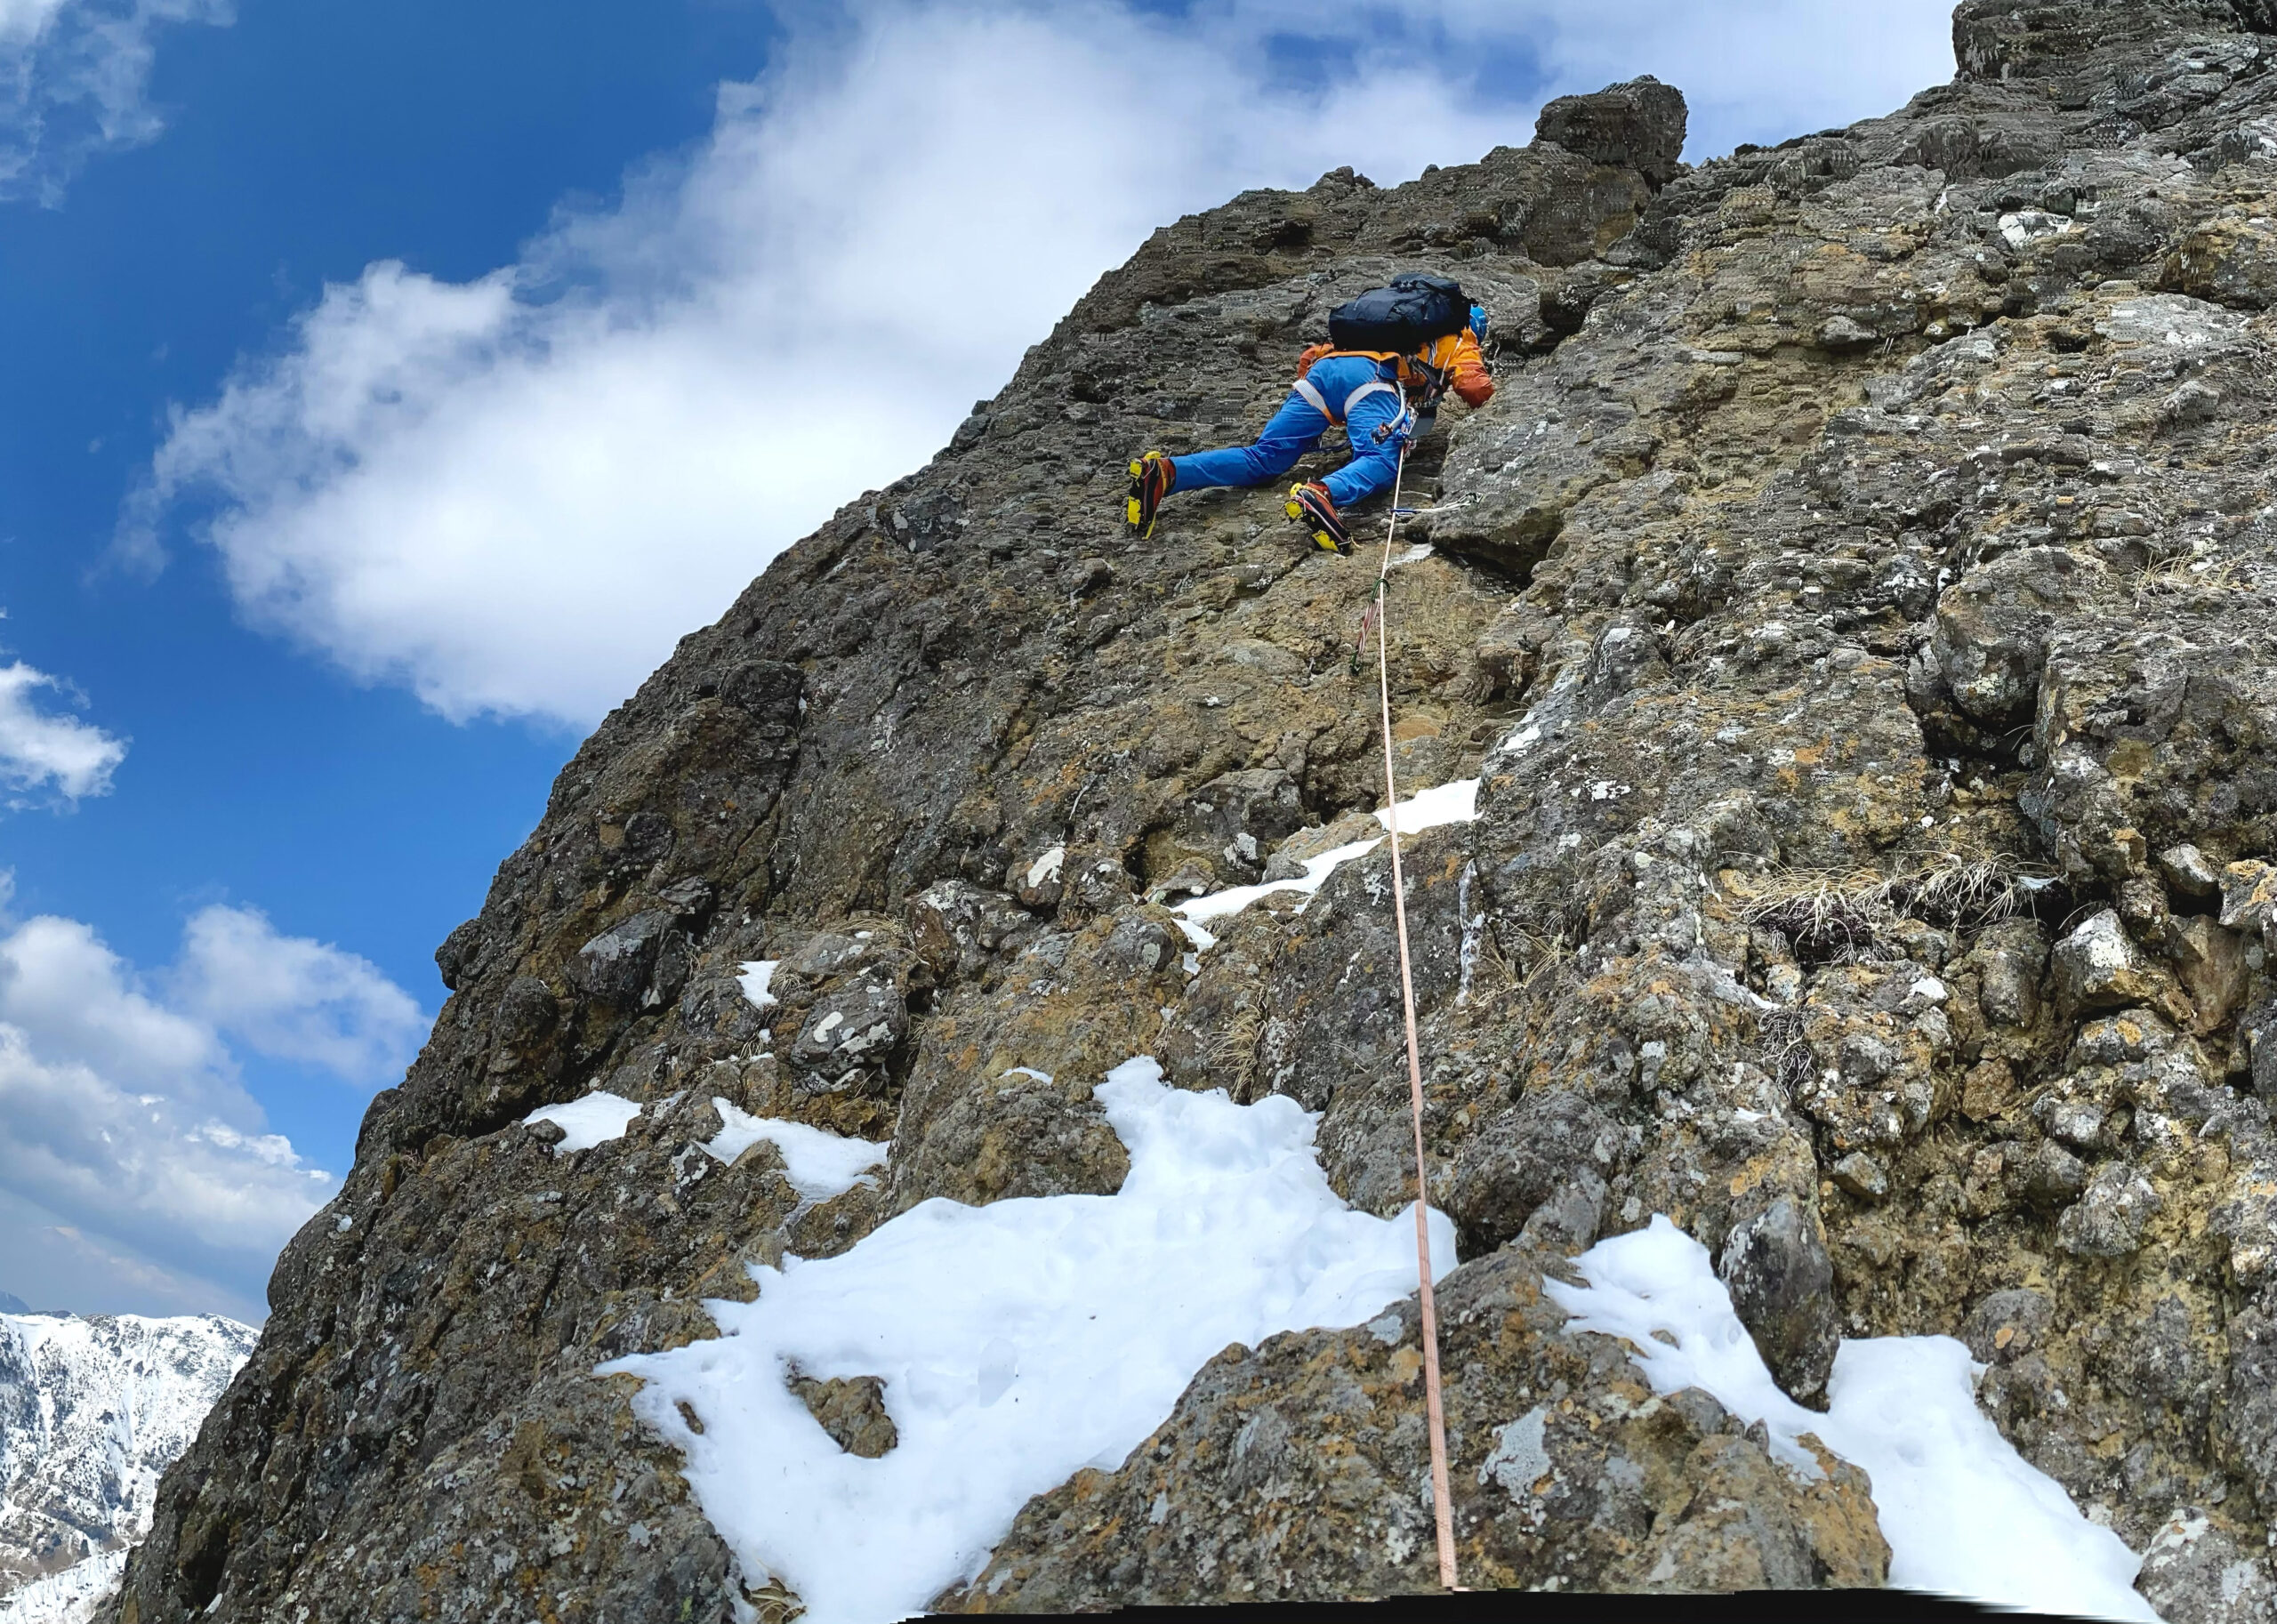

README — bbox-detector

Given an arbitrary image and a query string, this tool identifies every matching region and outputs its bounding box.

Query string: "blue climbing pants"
[1171,355,1412,510]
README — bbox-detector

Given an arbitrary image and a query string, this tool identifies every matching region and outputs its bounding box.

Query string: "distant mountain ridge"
[0,1314,255,1624]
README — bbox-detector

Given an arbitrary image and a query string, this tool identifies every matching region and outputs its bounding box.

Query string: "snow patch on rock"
[524,1090,641,1154]
[1548,1217,2157,1620]
[701,1101,887,1203]
[737,960,781,1010]
[604,1056,1453,1624]
[1175,778,1479,941]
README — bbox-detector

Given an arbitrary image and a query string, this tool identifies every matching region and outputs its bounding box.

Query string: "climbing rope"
[1366,437,1460,1591]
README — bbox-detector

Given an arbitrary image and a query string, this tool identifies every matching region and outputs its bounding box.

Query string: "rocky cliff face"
[109,3,2277,1618]
[0,1314,254,1623]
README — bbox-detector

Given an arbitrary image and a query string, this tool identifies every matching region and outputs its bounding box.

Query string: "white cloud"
[137,0,1953,729]
[0,0,231,205]
[174,903,428,1086]
[0,1185,256,1318]
[0,659,126,802]
[0,902,430,1315]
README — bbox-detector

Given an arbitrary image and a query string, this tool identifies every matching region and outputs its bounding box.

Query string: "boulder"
[1927,547,2100,724]
[789,979,910,1090]
[2050,910,2165,1013]
[942,1249,1885,1609]
[1718,1198,1840,1406]
[1149,768,1307,888]
[2136,1507,2277,1624]
[1444,1090,1619,1257]
[2057,1162,2162,1258]
[570,910,680,1008]
[1534,76,1688,187]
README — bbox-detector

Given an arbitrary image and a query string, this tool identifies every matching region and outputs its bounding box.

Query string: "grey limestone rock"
[1534,76,1689,188]
[1718,1198,1840,1406]
[1444,1089,1618,1258]
[571,908,680,1008]
[2058,1162,2163,1258]
[2052,909,2162,1013]
[788,977,908,1088]
[2138,1507,2277,1624]
[1155,767,1307,887]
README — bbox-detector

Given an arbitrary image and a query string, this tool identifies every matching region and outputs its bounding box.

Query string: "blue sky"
[0,0,1956,1321]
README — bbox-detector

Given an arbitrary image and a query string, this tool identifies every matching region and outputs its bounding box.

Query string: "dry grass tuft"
[2136,548,2250,605]
[1201,1003,1264,1085]
[1757,1007,1815,1096]
[1734,853,2048,962]
[2132,546,2277,653]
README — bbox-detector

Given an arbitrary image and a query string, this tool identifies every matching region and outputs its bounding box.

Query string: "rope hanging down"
[1366,438,1460,1590]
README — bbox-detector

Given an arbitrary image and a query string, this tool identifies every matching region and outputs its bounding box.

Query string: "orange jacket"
[1297,329,1494,408]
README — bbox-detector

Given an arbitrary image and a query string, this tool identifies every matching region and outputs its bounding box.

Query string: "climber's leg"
[1322,386,1412,511]
[1163,391,1331,492]
[1284,481,1351,552]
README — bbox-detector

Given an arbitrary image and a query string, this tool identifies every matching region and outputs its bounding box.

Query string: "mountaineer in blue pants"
[1126,292,1494,553]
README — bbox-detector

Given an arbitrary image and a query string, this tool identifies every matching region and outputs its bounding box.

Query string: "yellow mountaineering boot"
[1286,481,1350,553]
[1125,451,1174,538]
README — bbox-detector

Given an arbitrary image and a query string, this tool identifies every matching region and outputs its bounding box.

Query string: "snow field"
[0,1549,126,1624]
[1176,776,1479,943]
[0,1313,255,1624]
[603,1057,1455,1624]
[1548,1217,2158,1620]
[521,1090,641,1154]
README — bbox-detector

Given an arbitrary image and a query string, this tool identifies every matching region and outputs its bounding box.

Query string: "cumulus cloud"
[0,0,231,205]
[174,903,429,1086]
[0,901,430,1316]
[137,0,1953,729]
[0,658,126,802]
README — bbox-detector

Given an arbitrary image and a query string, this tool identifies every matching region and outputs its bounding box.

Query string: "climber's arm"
[1447,329,1494,407]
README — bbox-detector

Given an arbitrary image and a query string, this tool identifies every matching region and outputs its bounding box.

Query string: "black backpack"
[1327,273,1469,354]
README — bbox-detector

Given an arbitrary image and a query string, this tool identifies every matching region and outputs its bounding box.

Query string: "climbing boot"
[1286,481,1350,553]
[1125,451,1174,538]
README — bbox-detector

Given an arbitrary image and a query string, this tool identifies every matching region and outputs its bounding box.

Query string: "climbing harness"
[1365,429,1460,1592]
[1290,372,1410,438]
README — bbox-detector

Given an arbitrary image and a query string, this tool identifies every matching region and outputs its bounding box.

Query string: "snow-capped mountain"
[0,1312,256,1623]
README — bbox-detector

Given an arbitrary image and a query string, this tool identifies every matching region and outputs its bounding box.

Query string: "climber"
[1125,273,1494,553]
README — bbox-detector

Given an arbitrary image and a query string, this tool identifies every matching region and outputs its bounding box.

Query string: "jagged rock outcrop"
[110,1,2277,1617]
[0,1313,253,1621]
